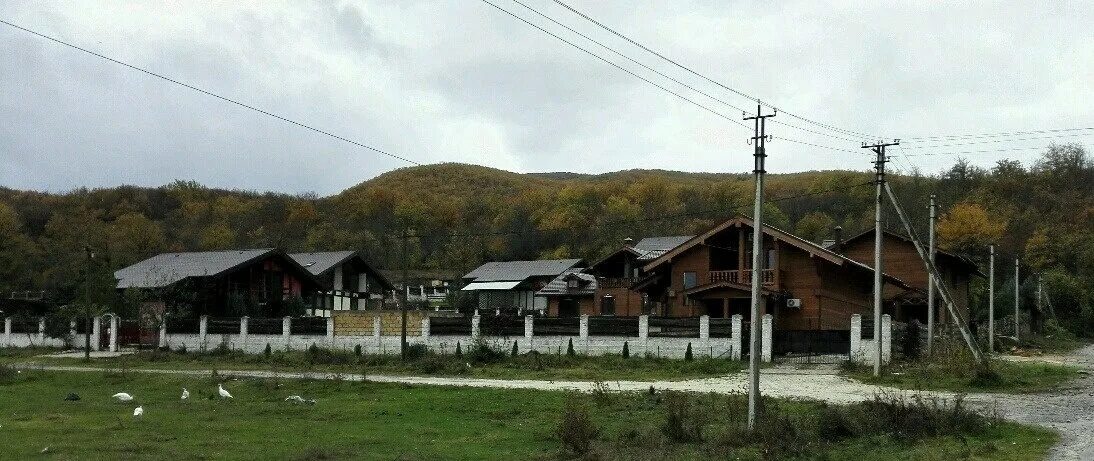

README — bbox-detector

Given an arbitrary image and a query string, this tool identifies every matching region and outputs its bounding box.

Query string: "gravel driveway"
[17,344,1094,460]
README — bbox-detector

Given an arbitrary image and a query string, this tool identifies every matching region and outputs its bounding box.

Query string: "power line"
[0,18,422,166]
[552,0,879,141]
[901,132,1094,149]
[894,144,1080,158]
[902,126,1094,141]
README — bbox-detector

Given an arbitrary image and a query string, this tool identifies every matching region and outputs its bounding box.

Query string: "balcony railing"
[709,269,778,287]
[597,277,634,289]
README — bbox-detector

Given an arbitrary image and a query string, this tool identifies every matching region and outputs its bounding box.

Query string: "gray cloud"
[1,0,1091,195]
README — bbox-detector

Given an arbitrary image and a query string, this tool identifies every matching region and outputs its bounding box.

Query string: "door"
[558,298,579,317]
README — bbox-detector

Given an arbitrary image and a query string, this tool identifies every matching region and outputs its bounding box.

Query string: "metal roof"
[115,249,276,289]
[289,251,357,276]
[536,269,597,297]
[463,258,584,282]
[633,236,693,253]
[461,281,523,291]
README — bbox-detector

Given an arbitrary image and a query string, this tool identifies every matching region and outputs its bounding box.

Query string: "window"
[766,248,776,269]
[567,277,579,289]
[682,271,698,289]
[600,295,616,315]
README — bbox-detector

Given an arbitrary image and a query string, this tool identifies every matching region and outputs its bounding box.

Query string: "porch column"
[198,315,208,352]
[91,316,101,351]
[730,314,742,360]
[760,314,772,363]
[881,314,892,365]
[159,317,168,349]
[37,317,46,344]
[239,316,249,351]
[282,316,291,350]
[849,314,862,363]
[109,314,119,352]
[3,317,11,346]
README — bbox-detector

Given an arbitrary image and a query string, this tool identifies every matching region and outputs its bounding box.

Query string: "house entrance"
[558,298,579,317]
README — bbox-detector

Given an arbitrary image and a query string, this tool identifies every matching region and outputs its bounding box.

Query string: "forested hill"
[1,144,1092,333]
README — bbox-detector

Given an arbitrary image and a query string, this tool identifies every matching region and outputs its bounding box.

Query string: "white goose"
[133,406,143,417]
[181,388,189,400]
[112,392,134,402]
[218,384,233,399]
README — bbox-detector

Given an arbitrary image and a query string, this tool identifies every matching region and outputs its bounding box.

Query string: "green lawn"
[30,346,746,381]
[845,359,1082,394]
[0,367,1057,460]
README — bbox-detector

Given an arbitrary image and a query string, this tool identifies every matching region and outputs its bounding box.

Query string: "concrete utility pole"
[862,140,898,377]
[400,229,410,361]
[988,245,995,353]
[743,103,775,431]
[83,245,94,361]
[1014,258,1020,340]
[1036,274,1043,329]
[926,195,937,355]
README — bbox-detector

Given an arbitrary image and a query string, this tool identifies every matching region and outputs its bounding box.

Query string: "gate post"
[109,314,119,352]
[850,314,862,363]
[91,316,101,351]
[761,314,773,363]
[881,314,892,365]
[731,314,742,360]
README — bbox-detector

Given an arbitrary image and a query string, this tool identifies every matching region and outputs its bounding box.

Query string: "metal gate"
[773,330,850,364]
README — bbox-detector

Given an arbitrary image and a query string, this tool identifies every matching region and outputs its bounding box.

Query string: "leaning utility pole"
[744,103,775,431]
[1014,258,1020,340]
[862,140,898,377]
[400,229,410,361]
[884,183,986,365]
[926,194,937,355]
[988,244,995,353]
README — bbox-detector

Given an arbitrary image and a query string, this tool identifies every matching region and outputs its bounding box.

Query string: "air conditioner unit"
[786,298,802,309]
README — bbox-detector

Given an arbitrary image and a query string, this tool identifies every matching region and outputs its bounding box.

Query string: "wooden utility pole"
[862,140,898,377]
[1014,258,1020,340]
[988,244,995,353]
[926,194,937,355]
[400,229,410,361]
[743,103,775,431]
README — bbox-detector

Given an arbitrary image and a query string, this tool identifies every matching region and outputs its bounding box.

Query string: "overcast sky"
[2,1,1092,196]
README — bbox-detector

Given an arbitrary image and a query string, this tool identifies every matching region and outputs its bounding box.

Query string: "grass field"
[29,345,747,381]
[845,359,1081,394]
[0,366,1057,460]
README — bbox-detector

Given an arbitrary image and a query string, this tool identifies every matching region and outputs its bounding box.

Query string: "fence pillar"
[326,316,335,345]
[197,315,209,352]
[3,317,11,346]
[373,315,381,345]
[730,314,742,360]
[849,314,862,363]
[524,315,533,351]
[471,314,481,340]
[239,316,249,351]
[159,317,168,349]
[69,319,77,345]
[579,314,589,338]
[638,315,649,356]
[91,316,101,352]
[881,314,892,365]
[421,317,430,338]
[37,317,46,344]
[282,316,292,350]
[699,315,710,358]
[109,314,119,352]
[760,314,772,363]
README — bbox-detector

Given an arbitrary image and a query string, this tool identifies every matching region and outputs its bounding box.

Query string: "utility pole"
[988,244,995,353]
[926,194,937,355]
[743,103,775,431]
[1036,274,1043,330]
[1014,258,1020,340]
[862,139,899,377]
[400,229,410,361]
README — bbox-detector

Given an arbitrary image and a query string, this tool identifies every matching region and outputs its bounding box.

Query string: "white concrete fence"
[2,312,898,363]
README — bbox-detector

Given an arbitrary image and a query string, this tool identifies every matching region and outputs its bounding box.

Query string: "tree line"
[1,144,1091,335]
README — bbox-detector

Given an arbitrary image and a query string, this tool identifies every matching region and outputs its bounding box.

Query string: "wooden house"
[636,216,909,330]
[838,228,982,324]
[289,251,394,316]
[461,259,585,314]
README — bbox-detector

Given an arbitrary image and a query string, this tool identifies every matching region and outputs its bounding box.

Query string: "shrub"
[175,344,188,354]
[622,341,629,359]
[556,399,599,456]
[660,392,705,443]
[263,343,272,357]
[354,344,362,357]
[511,341,518,357]
[566,338,575,357]
[455,341,462,357]
[0,363,17,385]
[684,343,693,361]
[468,340,506,364]
[405,343,428,361]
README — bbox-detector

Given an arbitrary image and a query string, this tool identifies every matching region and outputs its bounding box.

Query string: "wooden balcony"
[709,269,779,287]
[598,277,634,289]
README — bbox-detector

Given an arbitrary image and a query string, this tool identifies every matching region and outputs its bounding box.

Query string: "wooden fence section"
[533,317,579,336]
[166,318,199,334]
[588,316,638,336]
[291,317,327,335]
[430,316,471,335]
[648,316,700,338]
[207,317,241,335]
[249,318,283,335]
[709,318,734,338]
[479,315,524,336]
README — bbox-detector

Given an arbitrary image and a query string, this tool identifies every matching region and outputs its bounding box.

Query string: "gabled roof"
[681,280,772,297]
[536,269,597,297]
[115,249,320,289]
[840,228,983,276]
[289,251,395,290]
[642,216,910,289]
[634,236,693,254]
[463,258,585,283]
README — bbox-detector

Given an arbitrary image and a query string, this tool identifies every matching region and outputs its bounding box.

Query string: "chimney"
[833,226,843,253]
[623,237,634,247]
